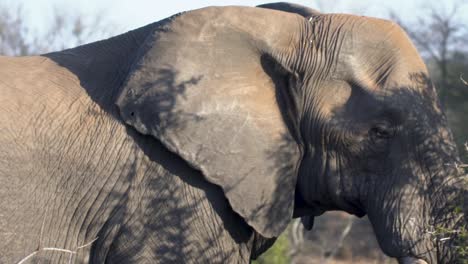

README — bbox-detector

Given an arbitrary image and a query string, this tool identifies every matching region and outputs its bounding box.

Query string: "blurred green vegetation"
[252,233,290,264]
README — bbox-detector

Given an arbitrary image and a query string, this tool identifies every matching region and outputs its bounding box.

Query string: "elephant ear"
[257,2,321,18]
[116,7,302,238]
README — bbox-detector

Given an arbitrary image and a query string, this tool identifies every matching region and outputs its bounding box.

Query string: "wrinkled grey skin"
[0,3,465,263]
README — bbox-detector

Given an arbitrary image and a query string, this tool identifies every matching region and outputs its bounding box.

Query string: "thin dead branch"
[323,217,355,263]
[461,75,468,86]
[17,237,98,264]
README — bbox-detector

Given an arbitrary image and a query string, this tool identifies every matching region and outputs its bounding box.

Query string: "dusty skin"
[0,2,465,263]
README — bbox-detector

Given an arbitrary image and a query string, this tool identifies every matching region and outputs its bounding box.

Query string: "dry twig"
[17,237,98,264]
[461,75,468,86]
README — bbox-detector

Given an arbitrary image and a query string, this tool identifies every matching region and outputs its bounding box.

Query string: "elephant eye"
[369,123,395,140]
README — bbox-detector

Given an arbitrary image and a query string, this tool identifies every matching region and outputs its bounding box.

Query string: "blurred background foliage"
[0,5,115,55]
[0,0,466,263]
[253,231,291,264]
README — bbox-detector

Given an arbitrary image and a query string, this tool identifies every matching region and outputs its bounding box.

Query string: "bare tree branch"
[0,4,116,56]
[461,75,468,86]
[390,2,468,107]
[17,237,98,264]
[323,217,355,262]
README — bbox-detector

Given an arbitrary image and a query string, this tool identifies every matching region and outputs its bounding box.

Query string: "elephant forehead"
[322,14,426,70]
[353,19,426,71]
[325,19,430,99]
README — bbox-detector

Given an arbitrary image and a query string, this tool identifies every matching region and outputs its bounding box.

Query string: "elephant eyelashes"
[369,123,395,140]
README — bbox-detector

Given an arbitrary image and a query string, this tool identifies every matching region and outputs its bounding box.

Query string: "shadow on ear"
[116,6,303,238]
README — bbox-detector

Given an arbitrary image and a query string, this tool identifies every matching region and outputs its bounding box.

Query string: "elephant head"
[116,3,466,263]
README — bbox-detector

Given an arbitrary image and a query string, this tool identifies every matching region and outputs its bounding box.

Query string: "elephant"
[0,2,465,263]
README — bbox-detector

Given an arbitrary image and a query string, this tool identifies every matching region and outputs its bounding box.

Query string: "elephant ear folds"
[116,7,301,238]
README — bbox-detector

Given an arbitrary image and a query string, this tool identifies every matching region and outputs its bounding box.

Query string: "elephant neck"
[42,22,158,114]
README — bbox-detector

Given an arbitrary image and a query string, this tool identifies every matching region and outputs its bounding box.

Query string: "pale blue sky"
[4,0,468,36]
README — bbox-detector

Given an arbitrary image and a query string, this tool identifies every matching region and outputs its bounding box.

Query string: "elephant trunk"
[368,171,465,263]
[421,136,466,262]
[431,181,467,262]
[367,134,466,263]
[394,99,467,262]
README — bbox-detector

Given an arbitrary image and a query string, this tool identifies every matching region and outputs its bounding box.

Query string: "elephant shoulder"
[2,55,84,96]
[0,55,98,127]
